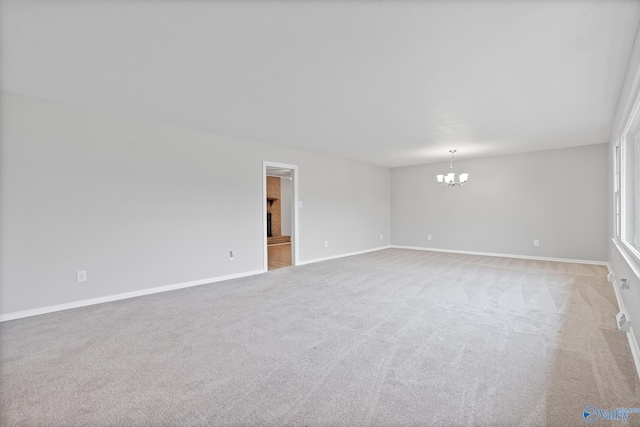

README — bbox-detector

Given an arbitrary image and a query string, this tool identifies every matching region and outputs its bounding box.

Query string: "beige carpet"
[1,248,639,426]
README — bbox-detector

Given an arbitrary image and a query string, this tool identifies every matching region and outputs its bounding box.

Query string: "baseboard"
[296,245,391,266]
[0,269,266,322]
[390,245,608,266]
[608,264,626,312]
[596,266,640,382]
[626,326,640,383]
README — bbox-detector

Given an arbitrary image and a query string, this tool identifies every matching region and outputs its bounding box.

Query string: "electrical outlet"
[76,270,87,283]
[380,234,383,240]
[533,240,540,247]
[620,279,630,290]
[229,251,235,261]
[324,241,329,247]
[428,234,432,241]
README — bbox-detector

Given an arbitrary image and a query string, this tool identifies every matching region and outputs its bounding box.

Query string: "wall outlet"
[229,251,235,261]
[380,234,383,240]
[533,240,540,247]
[427,234,432,241]
[324,241,329,247]
[620,279,630,290]
[76,270,87,283]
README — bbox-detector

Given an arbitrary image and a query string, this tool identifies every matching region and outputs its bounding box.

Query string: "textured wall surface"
[0,92,391,315]
[391,144,608,262]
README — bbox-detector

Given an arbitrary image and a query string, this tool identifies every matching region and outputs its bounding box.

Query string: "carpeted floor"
[1,248,639,426]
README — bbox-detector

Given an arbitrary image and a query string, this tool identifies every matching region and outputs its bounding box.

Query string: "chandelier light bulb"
[436,150,469,187]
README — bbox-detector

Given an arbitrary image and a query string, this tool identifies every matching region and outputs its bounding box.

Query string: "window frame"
[617,92,640,263]
[615,143,621,239]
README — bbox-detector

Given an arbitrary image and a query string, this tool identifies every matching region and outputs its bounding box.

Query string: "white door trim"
[263,161,299,270]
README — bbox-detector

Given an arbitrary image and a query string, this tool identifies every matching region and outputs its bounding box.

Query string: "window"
[625,133,640,248]
[615,144,621,239]
[618,99,640,260]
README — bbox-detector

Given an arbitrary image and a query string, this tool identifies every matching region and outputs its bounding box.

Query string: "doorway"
[263,162,298,271]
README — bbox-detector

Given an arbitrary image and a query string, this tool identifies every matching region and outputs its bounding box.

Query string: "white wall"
[0,91,391,316]
[280,177,292,237]
[607,23,640,357]
[391,144,608,262]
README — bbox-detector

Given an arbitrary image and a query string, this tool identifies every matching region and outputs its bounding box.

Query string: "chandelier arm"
[436,149,467,187]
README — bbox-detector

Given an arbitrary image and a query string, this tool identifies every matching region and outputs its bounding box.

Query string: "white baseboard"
[297,245,391,266]
[627,326,640,383]
[608,263,626,312]
[596,266,640,382]
[0,269,266,322]
[390,245,608,266]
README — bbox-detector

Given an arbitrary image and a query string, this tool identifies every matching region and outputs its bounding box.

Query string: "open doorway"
[263,162,298,271]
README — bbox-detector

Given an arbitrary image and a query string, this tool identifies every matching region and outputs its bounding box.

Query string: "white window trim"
[618,87,640,264]
[614,143,621,239]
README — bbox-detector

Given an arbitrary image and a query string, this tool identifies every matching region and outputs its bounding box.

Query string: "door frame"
[263,161,299,271]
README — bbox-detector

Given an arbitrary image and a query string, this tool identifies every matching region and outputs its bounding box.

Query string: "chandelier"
[437,150,469,187]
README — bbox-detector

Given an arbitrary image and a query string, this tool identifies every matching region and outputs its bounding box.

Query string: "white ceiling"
[1,1,639,167]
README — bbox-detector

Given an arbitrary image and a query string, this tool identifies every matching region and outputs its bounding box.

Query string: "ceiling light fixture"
[437,150,469,187]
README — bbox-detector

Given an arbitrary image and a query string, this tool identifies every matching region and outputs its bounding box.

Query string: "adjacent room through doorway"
[265,165,295,270]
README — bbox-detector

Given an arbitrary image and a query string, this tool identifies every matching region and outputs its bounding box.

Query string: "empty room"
[2,1,640,426]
